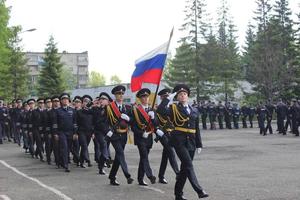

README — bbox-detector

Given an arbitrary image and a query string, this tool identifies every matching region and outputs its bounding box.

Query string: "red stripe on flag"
[130,68,163,92]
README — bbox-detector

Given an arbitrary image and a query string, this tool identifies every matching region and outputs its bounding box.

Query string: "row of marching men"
[194,101,256,130]
[1,84,209,200]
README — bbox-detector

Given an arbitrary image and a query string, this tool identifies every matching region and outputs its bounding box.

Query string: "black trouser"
[71,136,80,164]
[249,115,254,128]
[242,116,247,128]
[265,117,273,134]
[52,134,60,166]
[258,118,266,135]
[233,116,239,129]
[201,114,207,130]
[0,123,3,143]
[59,132,73,169]
[209,115,216,130]
[277,117,286,134]
[78,131,92,164]
[137,143,154,182]
[158,135,179,179]
[225,115,232,129]
[291,119,299,136]
[109,134,131,180]
[14,123,22,145]
[94,131,109,170]
[174,145,203,197]
[33,128,43,159]
[44,132,53,163]
[218,115,224,129]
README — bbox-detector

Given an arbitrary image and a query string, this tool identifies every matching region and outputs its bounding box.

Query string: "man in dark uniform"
[52,93,78,172]
[21,102,29,152]
[0,98,5,144]
[26,99,37,158]
[285,101,292,133]
[92,92,111,175]
[225,102,233,129]
[106,85,134,185]
[232,103,240,129]
[290,99,299,136]
[208,101,217,130]
[50,95,61,168]
[72,96,82,166]
[44,97,53,164]
[131,88,157,186]
[157,84,208,200]
[34,98,46,161]
[276,99,287,135]
[248,104,256,128]
[241,104,248,128]
[216,101,225,129]
[256,102,268,136]
[199,101,208,130]
[77,95,94,168]
[265,99,275,134]
[156,88,179,184]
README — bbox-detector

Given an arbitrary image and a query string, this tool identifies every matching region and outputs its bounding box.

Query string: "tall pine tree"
[37,36,66,97]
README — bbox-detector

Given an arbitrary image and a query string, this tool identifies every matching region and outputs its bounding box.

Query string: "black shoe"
[65,168,70,173]
[47,161,51,165]
[110,179,120,186]
[138,181,148,186]
[159,178,168,184]
[175,195,187,200]
[127,177,134,184]
[87,162,92,167]
[149,176,156,184]
[198,190,209,198]
[40,158,45,162]
[80,163,86,168]
[99,169,106,175]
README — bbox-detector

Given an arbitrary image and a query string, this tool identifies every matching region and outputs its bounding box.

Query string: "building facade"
[25,51,89,95]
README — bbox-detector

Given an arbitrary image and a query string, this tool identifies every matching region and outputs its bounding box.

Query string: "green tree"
[88,71,106,87]
[0,0,11,99]
[37,36,66,97]
[215,0,241,101]
[6,26,29,100]
[110,75,122,85]
[61,67,76,91]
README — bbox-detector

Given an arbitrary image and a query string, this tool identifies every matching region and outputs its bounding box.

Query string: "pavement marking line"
[0,160,73,200]
[0,195,11,200]
[139,186,165,194]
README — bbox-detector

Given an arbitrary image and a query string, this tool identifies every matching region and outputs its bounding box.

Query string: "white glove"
[148,111,155,119]
[106,130,113,137]
[142,132,149,138]
[156,129,164,137]
[121,113,130,122]
[197,148,202,154]
[167,92,177,101]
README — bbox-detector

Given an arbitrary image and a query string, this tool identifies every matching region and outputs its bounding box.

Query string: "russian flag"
[131,41,170,92]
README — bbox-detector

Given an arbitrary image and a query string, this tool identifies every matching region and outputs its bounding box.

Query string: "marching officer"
[131,88,157,186]
[76,95,94,168]
[44,97,53,164]
[156,88,179,184]
[248,105,256,128]
[106,85,134,185]
[208,101,217,130]
[265,99,275,134]
[276,99,287,135]
[290,99,299,136]
[241,104,248,128]
[0,98,6,144]
[256,102,268,135]
[21,102,29,151]
[92,92,111,175]
[225,102,233,129]
[217,101,225,129]
[72,96,82,166]
[157,84,208,199]
[50,95,61,168]
[52,93,78,172]
[199,101,208,130]
[232,103,240,129]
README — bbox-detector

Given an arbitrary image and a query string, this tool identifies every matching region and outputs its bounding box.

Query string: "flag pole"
[151,27,174,109]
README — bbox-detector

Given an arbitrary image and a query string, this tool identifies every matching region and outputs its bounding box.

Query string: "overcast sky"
[6,0,300,83]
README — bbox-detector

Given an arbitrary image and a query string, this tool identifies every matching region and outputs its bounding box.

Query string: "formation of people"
[0,84,209,200]
[192,99,300,137]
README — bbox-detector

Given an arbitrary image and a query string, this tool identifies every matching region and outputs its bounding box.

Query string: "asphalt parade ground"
[0,126,300,200]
